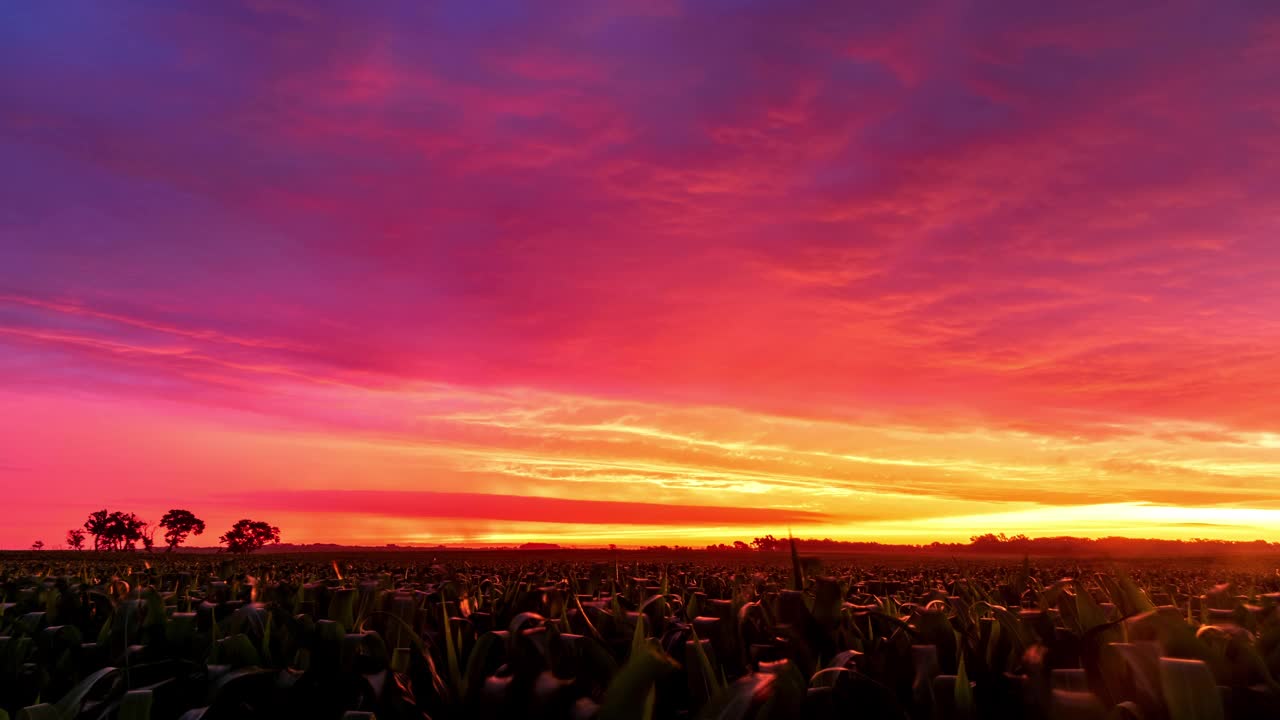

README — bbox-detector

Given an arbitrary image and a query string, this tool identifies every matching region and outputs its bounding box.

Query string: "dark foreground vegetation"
[2,550,1280,720]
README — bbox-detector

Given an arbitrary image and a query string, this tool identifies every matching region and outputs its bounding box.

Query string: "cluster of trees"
[706,533,1280,556]
[704,540,756,551]
[78,510,152,551]
[962,533,1280,556]
[41,509,281,554]
[704,535,795,552]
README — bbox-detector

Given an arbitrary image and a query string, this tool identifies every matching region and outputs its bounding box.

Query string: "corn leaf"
[1159,657,1224,720]
[599,644,679,720]
[119,689,154,720]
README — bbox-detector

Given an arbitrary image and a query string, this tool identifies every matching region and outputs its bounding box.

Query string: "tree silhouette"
[107,512,147,551]
[84,509,111,551]
[751,534,779,551]
[31,540,44,551]
[66,529,86,550]
[970,533,1008,548]
[159,509,206,552]
[219,519,280,554]
[83,509,147,551]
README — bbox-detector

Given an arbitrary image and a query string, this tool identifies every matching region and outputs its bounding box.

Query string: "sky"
[2,1,1279,548]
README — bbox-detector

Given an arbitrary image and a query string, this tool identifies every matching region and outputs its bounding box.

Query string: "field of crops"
[2,550,1279,719]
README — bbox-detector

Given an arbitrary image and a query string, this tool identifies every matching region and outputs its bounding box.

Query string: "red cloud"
[225,490,829,527]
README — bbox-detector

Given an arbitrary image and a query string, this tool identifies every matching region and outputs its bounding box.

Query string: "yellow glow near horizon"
[4,383,1280,548]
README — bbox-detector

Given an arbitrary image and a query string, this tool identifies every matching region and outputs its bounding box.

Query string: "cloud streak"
[228,490,830,526]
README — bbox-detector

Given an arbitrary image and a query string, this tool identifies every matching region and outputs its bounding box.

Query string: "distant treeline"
[40,508,281,554]
[698,533,1280,556]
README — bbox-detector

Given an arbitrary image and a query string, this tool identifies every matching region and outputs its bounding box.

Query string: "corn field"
[2,551,1279,719]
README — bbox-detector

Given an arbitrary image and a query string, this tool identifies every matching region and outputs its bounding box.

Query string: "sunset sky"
[3,1,1280,548]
